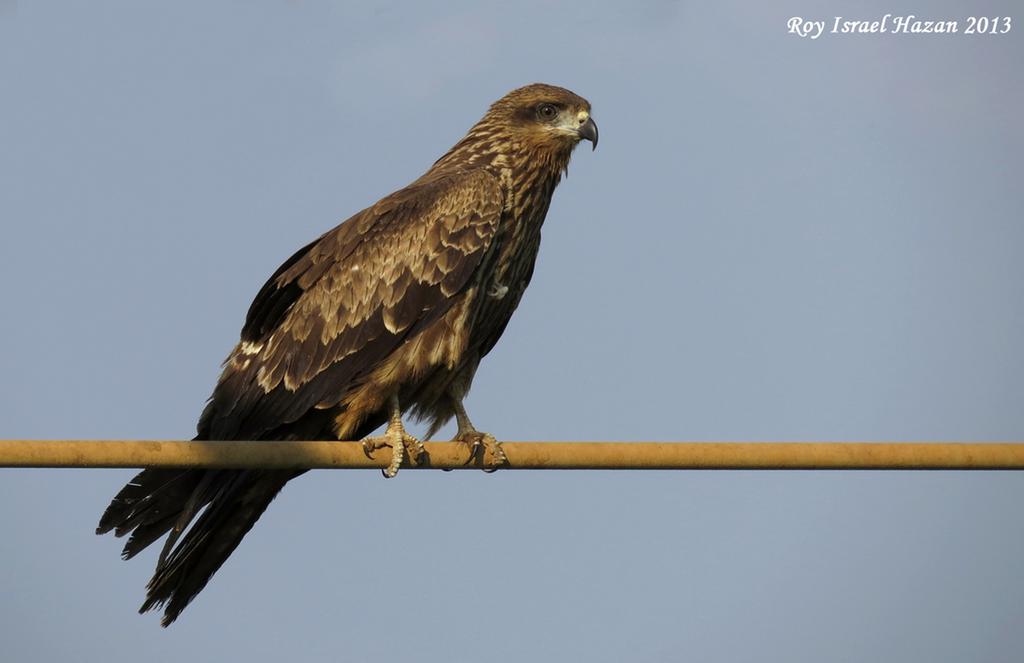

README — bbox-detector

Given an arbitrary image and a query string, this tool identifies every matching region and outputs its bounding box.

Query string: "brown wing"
[198,169,503,440]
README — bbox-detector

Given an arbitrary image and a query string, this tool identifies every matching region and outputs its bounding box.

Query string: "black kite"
[97,83,598,625]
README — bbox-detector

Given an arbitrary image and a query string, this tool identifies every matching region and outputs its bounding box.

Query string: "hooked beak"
[578,116,598,150]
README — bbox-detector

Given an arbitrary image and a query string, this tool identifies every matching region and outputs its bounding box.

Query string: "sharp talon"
[407,438,428,466]
[454,430,506,472]
[362,438,391,459]
[364,425,421,479]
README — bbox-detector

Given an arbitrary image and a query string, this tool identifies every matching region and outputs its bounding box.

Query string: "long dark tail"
[97,460,300,626]
[97,403,377,626]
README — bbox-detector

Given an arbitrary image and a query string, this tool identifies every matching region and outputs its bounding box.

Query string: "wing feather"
[199,169,503,440]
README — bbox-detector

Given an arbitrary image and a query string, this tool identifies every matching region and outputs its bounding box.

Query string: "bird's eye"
[537,103,558,120]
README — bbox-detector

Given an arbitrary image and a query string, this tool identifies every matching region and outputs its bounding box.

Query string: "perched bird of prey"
[96,83,598,626]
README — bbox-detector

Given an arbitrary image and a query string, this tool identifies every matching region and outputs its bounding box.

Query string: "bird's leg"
[361,395,426,478]
[450,397,508,471]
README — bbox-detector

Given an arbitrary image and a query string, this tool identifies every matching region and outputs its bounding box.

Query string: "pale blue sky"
[1,1,1022,661]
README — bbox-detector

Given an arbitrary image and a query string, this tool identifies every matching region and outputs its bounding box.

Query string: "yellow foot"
[454,429,508,472]
[363,427,426,478]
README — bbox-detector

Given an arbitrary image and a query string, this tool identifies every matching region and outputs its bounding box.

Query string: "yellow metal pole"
[2,440,1024,470]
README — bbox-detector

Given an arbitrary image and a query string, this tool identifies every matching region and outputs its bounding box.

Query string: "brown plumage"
[96,83,598,626]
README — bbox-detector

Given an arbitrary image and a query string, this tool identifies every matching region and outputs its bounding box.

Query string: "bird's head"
[487,83,598,151]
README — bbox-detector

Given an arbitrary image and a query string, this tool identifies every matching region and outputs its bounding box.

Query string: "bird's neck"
[436,126,573,174]
[501,142,573,219]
